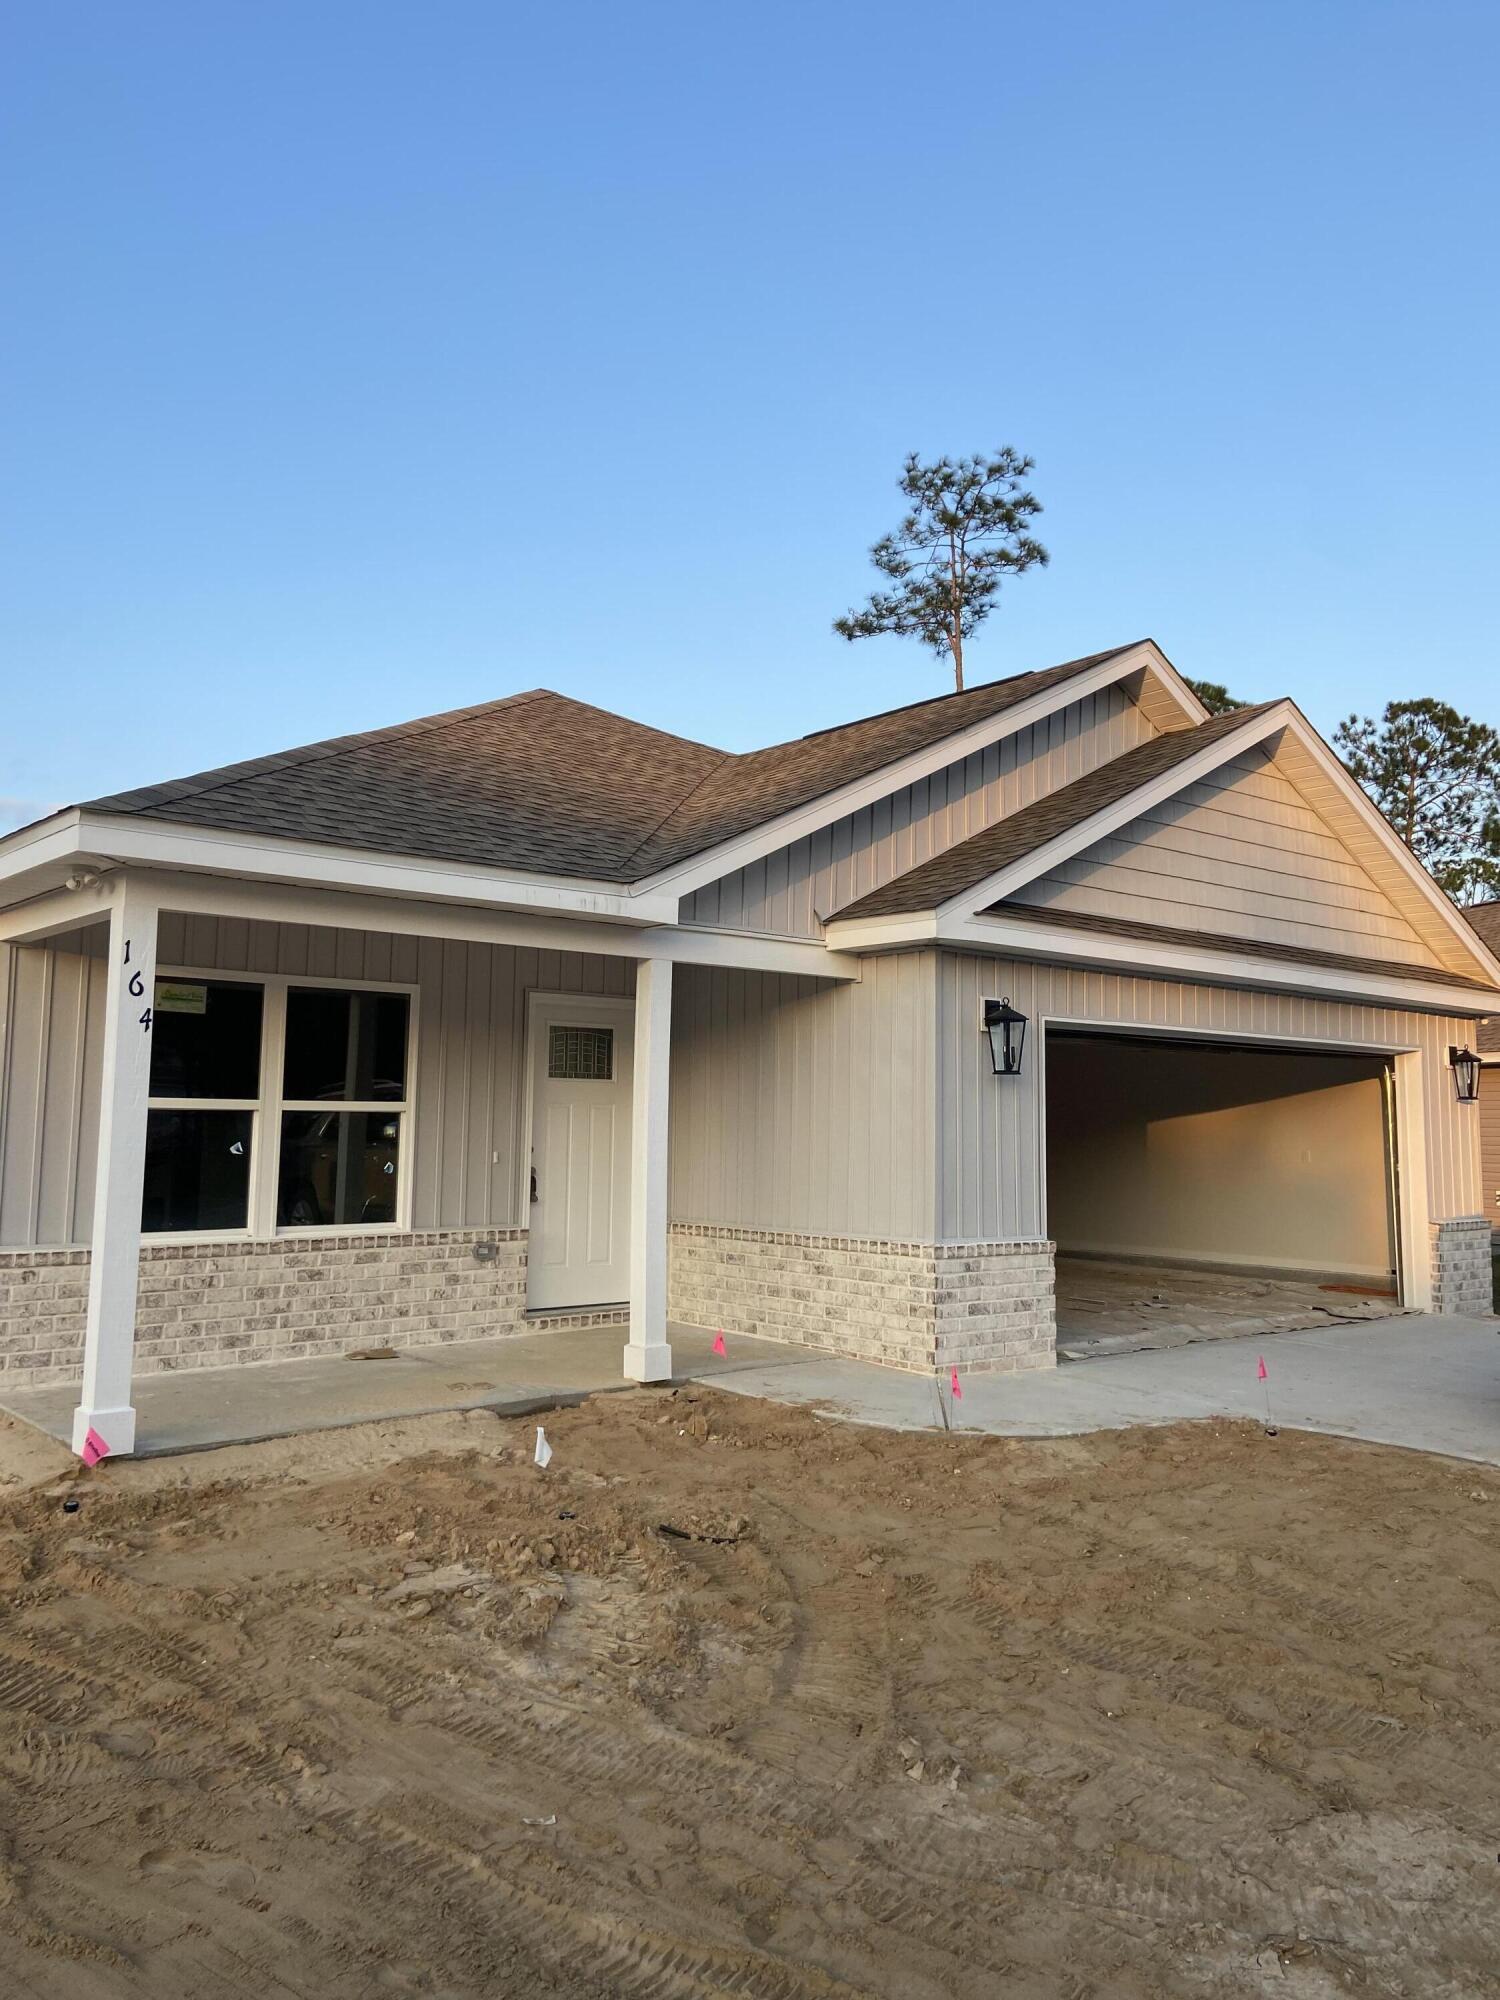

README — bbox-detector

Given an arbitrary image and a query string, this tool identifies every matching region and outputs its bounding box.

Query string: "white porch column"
[73,876,159,1457]
[625,956,673,1383]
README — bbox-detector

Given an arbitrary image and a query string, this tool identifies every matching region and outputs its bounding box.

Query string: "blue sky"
[2,1,1496,831]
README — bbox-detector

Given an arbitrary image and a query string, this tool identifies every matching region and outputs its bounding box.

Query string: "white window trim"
[144,964,420,1243]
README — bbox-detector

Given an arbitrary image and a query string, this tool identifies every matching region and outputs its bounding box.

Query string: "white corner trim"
[945,909,1500,1014]
[937,701,1300,924]
[629,642,1197,902]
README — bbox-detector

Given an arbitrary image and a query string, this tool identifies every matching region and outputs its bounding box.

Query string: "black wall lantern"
[1449,1045,1482,1103]
[983,997,1028,1076]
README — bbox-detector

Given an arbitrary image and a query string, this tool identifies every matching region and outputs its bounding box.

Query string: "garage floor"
[1054,1254,1405,1360]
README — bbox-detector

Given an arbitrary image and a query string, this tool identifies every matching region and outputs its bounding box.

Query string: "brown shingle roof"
[986,902,1500,997]
[829,702,1282,921]
[79,645,1143,882]
[624,647,1141,875]
[85,692,726,881]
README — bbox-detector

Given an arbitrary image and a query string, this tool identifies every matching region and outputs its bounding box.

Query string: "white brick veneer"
[0,1229,529,1390]
[1429,1216,1495,1317]
[669,1223,1056,1374]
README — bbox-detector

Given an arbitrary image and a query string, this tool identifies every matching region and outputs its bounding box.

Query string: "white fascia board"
[67,812,681,926]
[945,910,1500,1016]
[937,701,1300,924]
[128,869,862,980]
[1271,711,1500,988]
[0,810,88,896]
[629,642,1197,903]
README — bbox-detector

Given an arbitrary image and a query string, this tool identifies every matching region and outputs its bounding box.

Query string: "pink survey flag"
[1257,1355,1268,1382]
[79,1427,110,1467]
[950,1368,963,1400]
[712,1330,727,1356]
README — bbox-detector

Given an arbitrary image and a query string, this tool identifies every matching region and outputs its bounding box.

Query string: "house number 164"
[124,938,152,1033]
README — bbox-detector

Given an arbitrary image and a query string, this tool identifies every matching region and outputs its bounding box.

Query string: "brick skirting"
[1429,1216,1495,1317]
[0,1229,529,1390]
[668,1223,1057,1374]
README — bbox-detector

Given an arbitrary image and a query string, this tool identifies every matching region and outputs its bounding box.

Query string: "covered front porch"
[0,862,859,1457]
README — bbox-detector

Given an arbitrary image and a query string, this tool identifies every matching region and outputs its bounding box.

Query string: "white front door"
[526,995,634,1310]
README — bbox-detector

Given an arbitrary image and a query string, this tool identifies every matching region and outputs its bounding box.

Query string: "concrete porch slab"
[0,1324,747,1457]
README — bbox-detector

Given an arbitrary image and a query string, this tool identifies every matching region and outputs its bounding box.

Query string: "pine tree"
[835,450,1048,691]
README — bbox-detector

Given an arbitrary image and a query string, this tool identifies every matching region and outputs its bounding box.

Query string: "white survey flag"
[534,1425,553,1468]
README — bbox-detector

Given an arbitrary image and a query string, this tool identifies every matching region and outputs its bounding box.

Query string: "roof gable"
[1007,739,1443,971]
[825,700,1500,997]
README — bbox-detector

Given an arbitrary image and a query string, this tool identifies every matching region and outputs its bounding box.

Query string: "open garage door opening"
[1044,1028,1405,1359]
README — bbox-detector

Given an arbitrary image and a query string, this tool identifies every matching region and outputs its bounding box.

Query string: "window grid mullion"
[254,981,289,1238]
[278,1101,409,1114]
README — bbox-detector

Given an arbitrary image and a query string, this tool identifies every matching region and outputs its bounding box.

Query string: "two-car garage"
[1044,1028,1403,1352]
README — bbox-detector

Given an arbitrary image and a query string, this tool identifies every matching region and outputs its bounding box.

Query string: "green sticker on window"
[155,981,209,1015]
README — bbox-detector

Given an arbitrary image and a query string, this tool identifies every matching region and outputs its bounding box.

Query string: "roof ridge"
[777,643,1144,747]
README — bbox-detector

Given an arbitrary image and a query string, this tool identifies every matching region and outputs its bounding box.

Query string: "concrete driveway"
[690,1312,1500,1466]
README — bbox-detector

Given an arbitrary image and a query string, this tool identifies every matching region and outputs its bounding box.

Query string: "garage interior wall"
[1045,1034,1395,1280]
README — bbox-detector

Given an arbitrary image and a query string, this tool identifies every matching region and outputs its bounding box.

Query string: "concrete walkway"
[3,1313,1498,1465]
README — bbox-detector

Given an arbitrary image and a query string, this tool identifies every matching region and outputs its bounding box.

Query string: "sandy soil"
[1,1392,1498,2000]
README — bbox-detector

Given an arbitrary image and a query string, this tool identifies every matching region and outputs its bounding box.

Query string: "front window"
[142,977,411,1235]
[276,987,410,1229]
[143,980,264,1233]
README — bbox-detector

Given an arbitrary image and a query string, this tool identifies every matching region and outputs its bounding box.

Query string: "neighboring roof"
[829,702,1281,921]
[987,902,1500,997]
[75,645,1144,883]
[1465,902,1500,1046]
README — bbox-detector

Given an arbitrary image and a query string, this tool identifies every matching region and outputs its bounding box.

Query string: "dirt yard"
[1,1389,1497,2000]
